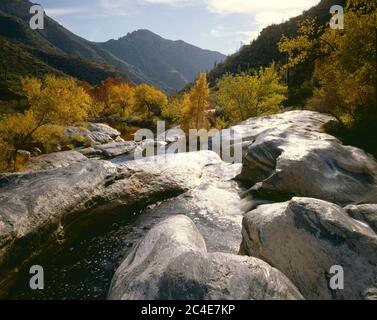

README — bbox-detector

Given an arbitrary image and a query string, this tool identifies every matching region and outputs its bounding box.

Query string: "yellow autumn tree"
[216,64,286,123]
[0,75,91,171]
[134,84,168,118]
[108,83,135,118]
[181,73,211,132]
[162,94,190,123]
[278,0,376,128]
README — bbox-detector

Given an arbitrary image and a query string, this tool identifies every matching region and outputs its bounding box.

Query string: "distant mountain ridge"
[98,29,225,92]
[0,0,225,96]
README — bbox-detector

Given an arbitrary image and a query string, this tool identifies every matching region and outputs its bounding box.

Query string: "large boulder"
[240,197,377,300]
[0,151,219,297]
[24,150,88,172]
[108,215,303,300]
[232,111,377,205]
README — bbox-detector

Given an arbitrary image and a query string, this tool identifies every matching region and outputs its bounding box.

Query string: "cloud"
[142,0,197,6]
[206,0,321,43]
[206,0,320,15]
[44,7,89,17]
[209,26,259,48]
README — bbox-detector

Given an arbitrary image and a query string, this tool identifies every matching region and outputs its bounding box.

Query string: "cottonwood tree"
[0,75,91,171]
[135,84,168,118]
[108,83,135,118]
[216,64,287,123]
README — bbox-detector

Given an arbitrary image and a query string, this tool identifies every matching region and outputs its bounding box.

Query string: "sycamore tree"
[278,0,376,128]
[0,75,91,171]
[216,64,287,123]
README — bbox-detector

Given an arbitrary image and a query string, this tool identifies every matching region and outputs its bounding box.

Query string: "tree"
[134,84,168,118]
[89,77,124,117]
[162,94,189,123]
[278,0,376,128]
[0,75,91,171]
[216,64,287,123]
[181,73,211,132]
[108,83,135,118]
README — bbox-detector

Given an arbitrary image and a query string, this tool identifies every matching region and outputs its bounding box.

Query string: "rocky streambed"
[1,111,377,300]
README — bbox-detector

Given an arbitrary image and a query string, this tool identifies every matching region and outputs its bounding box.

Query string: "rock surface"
[108,215,303,300]
[0,151,220,296]
[88,123,121,139]
[231,111,377,205]
[65,123,121,147]
[345,204,377,233]
[24,151,88,172]
[93,141,138,158]
[240,197,377,300]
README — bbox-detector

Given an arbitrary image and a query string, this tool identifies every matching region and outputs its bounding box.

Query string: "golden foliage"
[181,73,211,132]
[278,0,376,127]
[0,75,92,171]
[216,64,286,122]
[134,84,168,118]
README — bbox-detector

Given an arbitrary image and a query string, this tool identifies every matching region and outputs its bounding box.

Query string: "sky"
[36,0,321,54]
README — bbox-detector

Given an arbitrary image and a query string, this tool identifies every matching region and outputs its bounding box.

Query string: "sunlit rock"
[233,111,377,205]
[108,215,303,300]
[240,197,377,300]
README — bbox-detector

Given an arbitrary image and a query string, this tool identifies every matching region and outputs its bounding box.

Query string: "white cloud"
[208,26,259,49]
[206,0,320,15]
[206,0,321,45]
[44,7,88,17]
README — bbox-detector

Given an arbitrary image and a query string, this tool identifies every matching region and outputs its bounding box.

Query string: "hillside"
[0,0,225,95]
[208,0,347,105]
[97,30,226,92]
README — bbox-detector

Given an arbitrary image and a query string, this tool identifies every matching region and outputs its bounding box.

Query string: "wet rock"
[24,151,88,172]
[233,111,377,205]
[240,197,377,300]
[0,151,219,296]
[126,159,245,254]
[108,215,303,300]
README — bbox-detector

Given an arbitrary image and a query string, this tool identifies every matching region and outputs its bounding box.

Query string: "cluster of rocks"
[1,111,376,300]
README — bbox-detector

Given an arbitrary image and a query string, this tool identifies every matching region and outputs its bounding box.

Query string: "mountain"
[208,0,346,105]
[0,0,225,97]
[97,30,226,92]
